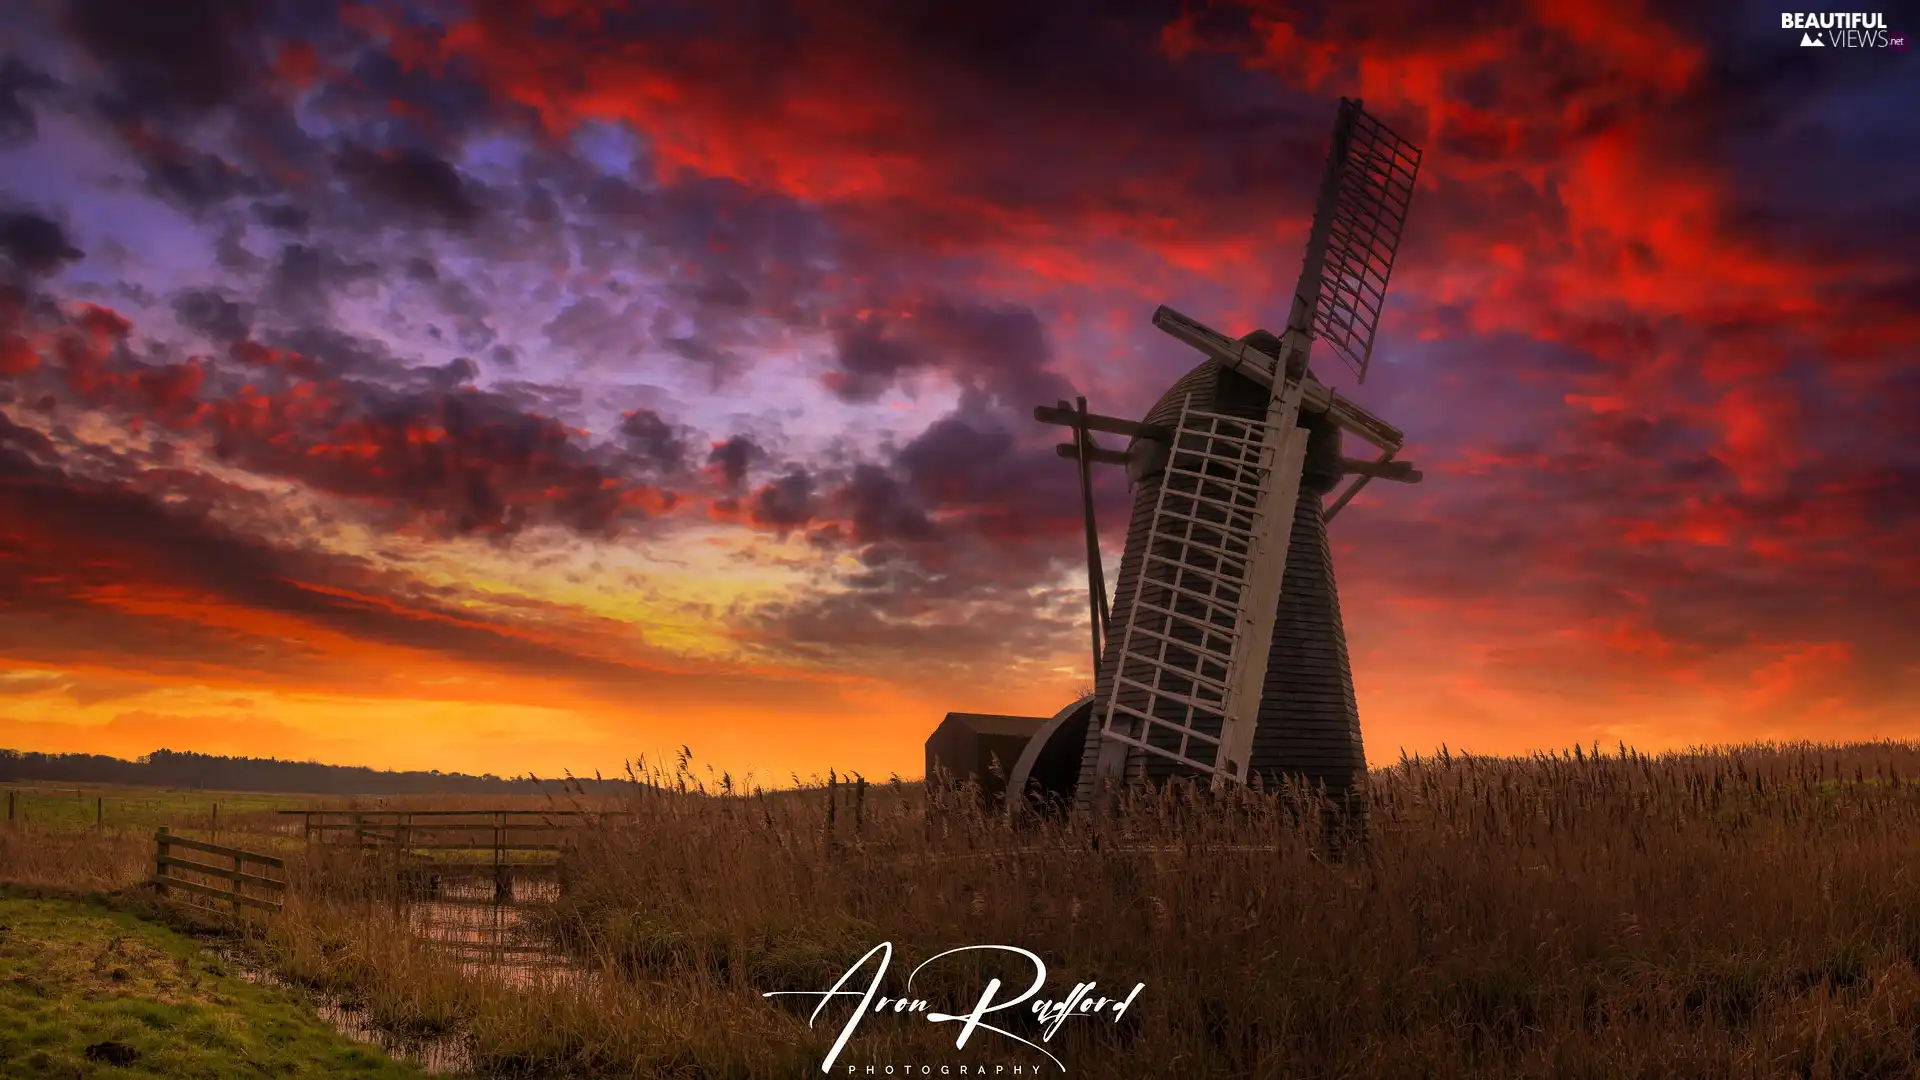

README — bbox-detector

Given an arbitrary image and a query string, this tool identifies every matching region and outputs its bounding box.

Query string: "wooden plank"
[153,826,169,897]
[393,823,583,833]
[151,873,281,911]
[392,842,568,851]
[155,855,285,892]
[1033,405,1171,441]
[279,808,619,818]
[418,858,559,870]
[1336,456,1421,482]
[362,826,577,841]
[153,831,286,868]
[1324,396,1404,451]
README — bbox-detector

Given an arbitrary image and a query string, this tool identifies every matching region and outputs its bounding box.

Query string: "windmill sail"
[1304,99,1423,385]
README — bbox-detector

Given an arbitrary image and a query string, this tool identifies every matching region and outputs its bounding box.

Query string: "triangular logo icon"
[1801,31,1824,45]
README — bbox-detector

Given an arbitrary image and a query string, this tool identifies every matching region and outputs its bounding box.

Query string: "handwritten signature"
[763,943,1145,1073]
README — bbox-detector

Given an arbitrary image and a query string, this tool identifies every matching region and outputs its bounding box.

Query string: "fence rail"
[279,808,607,900]
[280,808,606,856]
[151,827,285,913]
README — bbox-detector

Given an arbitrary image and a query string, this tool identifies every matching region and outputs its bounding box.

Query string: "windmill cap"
[1239,329,1283,358]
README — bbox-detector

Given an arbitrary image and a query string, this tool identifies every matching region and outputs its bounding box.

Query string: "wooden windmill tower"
[1031,98,1425,814]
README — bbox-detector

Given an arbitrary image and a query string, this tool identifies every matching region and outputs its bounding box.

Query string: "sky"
[0,0,1914,785]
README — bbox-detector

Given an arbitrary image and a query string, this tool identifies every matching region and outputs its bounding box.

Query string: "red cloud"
[5,300,687,539]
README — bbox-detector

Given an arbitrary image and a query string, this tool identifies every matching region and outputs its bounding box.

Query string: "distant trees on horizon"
[0,747,641,797]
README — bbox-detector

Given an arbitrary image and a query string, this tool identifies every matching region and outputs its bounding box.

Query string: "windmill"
[1023,98,1425,817]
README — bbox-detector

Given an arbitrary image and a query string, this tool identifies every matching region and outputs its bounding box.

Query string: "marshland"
[9,741,1920,1078]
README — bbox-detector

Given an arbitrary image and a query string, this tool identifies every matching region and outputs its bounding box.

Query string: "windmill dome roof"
[1135,357,1271,434]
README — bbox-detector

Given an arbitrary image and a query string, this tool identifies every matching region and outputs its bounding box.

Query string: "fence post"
[154,827,170,897]
[233,850,243,916]
[96,796,102,830]
[6,790,12,825]
[212,803,219,842]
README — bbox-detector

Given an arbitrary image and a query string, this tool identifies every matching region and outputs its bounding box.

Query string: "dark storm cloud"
[825,299,1076,408]
[749,467,816,533]
[170,289,251,345]
[833,464,936,545]
[0,411,59,466]
[707,435,762,490]
[115,133,267,211]
[619,408,690,474]
[0,56,57,148]
[334,144,483,229]
[319,40,504,147]
[0,210,84,277]
[433,356,478,387]
[734,392,1125,665]
[266,244,377,317]
[65,0,267,115]
[829,320,920,402]
[268,324,390,379]
[253,201,310,234]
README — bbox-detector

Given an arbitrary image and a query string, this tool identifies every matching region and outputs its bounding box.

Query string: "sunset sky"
[0,0,1914,785]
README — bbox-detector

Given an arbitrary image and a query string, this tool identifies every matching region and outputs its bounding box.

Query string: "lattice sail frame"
[1096,377,1310,787]
[1311,99,1423,385]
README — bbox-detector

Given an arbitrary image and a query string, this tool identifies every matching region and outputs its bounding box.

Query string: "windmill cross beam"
[1033,404,1172,442]
[1052,442,1422,484]
[1152,307,1406,452]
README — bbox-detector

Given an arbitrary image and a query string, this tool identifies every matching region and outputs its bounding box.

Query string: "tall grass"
[14,740,1920,1077]
[0,821,151,890]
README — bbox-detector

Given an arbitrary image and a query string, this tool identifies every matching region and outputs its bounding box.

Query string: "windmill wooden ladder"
[1095,373,1310,788]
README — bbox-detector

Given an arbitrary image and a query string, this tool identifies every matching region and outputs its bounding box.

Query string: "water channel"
[220,879,592,1076]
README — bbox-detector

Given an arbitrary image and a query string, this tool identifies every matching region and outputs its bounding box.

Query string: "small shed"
[925,712,1047,805]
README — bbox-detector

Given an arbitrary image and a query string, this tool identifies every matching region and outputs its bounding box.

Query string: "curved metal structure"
[1006,693,1096,817]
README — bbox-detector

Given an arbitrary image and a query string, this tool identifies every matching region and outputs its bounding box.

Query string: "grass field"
[12,743,1920,1077]
[0,894,426,1078]
[0,783,307,833]
[0,783,617,835]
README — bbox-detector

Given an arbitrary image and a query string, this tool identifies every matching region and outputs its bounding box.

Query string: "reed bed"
[13,740,1920,1077]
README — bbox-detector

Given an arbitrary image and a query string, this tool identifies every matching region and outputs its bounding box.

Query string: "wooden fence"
[280,809,616,899]
[151,827,286,913]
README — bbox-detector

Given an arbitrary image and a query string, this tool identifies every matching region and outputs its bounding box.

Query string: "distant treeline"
[0,748,644,797]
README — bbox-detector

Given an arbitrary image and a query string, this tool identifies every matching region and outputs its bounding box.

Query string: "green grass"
[0,784,305,833]
[0,896,429,1079]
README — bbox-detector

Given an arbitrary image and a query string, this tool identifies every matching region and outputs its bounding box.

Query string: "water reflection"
[406,880,584,983]
[217,946,475,1075]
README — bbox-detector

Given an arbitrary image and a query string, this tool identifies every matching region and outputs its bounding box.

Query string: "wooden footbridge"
[280,809,624,901]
